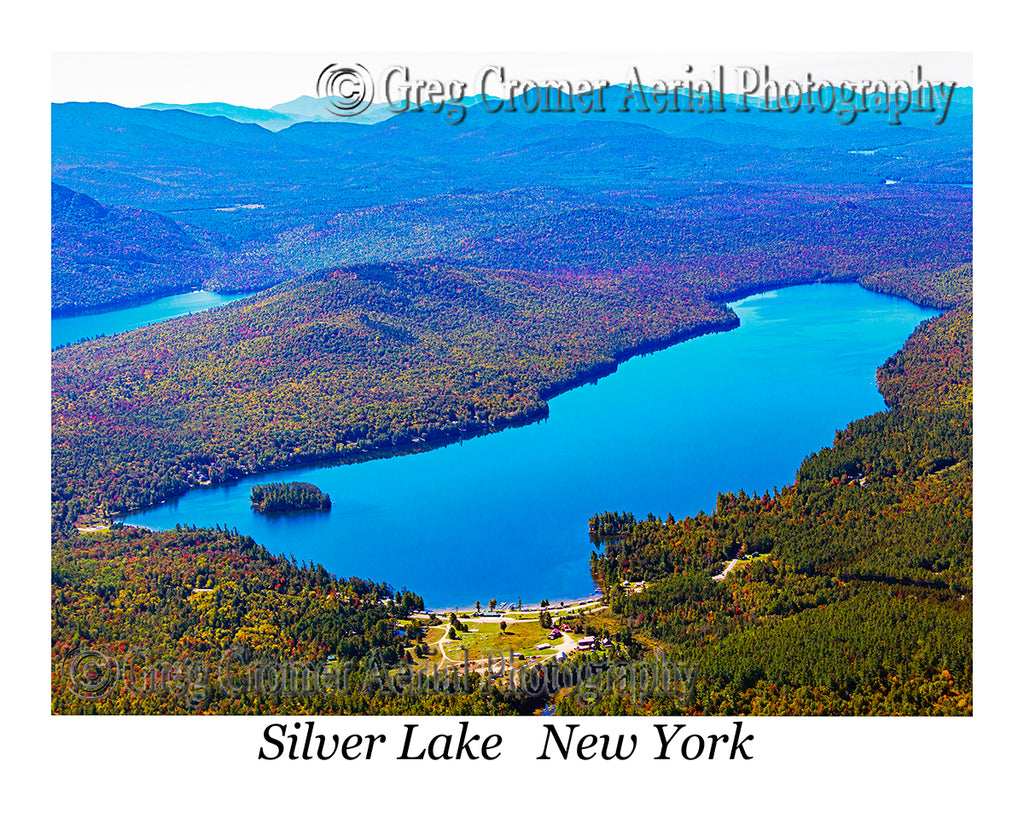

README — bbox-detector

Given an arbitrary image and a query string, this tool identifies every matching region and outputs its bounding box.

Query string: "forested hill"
[571,264,972,715]
[51,183,295,315]
[50,526,509,715]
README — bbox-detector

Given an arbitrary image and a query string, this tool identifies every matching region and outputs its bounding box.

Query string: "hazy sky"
[52,52,972,109]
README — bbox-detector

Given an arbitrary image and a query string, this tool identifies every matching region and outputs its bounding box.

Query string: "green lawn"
[443,619,569,661]
[732,553,773,572]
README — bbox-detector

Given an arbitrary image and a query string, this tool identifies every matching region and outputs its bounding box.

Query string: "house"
[577,636,596,650]
[549,628,562,639]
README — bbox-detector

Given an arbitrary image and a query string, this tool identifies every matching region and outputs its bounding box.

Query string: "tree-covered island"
[250,482,332,514]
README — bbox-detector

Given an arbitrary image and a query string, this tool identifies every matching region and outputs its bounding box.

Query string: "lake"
[51,290,252,349]
[123,284,939,609]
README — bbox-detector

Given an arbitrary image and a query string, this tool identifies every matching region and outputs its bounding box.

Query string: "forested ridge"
[564,265,972,715]
[52,257,978,530]
[51,183,294,315]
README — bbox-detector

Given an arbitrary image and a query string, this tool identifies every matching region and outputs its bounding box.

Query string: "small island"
[249,482,332,514]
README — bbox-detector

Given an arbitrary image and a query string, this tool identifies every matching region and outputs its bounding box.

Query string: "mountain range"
[141,95,400,130]
[52,87,972,314]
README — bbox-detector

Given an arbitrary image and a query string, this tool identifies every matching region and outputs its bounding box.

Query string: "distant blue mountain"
[270,95,399,125]
[141,101,296,131]
[137,95,402,131]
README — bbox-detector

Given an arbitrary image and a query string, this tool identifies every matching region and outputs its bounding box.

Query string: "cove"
[51,290,252,349]
[124,284,940,609]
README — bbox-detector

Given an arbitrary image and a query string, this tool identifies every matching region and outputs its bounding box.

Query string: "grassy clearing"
[732,553,773,572]
[443,619,569,662]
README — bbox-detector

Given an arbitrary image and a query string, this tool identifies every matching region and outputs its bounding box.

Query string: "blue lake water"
[123,284,939,609]
[51,290,252,349]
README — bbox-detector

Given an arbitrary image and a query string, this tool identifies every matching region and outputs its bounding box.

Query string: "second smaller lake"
[52,290,253,349]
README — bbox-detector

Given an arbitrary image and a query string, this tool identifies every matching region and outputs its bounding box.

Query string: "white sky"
[52,51,972,108]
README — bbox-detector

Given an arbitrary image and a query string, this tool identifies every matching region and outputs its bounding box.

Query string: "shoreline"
[51,286,264,320]
[426,593,605,617]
